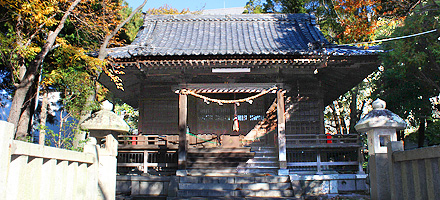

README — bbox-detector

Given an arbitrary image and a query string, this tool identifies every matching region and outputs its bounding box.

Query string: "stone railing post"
[387,141,404,200]
[84,134,118,200]
[98,134,118,200]
[0,121,14,200]
[355,99,406,200]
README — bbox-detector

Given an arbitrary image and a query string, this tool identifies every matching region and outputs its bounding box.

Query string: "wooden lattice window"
[139,99,178,135]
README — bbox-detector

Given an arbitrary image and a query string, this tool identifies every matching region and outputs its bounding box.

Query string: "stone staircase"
[168,175,296,200]
[238,145,279,175]
[186,147,255,174]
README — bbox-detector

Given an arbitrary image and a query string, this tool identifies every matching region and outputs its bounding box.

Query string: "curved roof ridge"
[143,13,316,24]
[106,13,381,59]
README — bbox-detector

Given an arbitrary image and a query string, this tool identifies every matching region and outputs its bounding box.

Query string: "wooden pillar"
[316,151,322,174]
[277,90,287,170]
[178,94,188,170]
[358,146,365,174]
[143,150,149,173]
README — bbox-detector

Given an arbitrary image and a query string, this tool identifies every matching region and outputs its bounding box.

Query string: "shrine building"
[100,14,380,177]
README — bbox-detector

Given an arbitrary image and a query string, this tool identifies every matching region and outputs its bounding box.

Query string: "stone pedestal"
[355,99,406,200]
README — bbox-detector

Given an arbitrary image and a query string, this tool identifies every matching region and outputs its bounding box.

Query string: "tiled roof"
[107,14,332,58]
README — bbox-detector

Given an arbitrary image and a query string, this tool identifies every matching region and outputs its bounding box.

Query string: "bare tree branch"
[97,0,148,60]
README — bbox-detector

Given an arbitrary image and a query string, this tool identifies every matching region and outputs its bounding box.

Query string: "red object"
[326,133,332,143]
[132,136,137,145]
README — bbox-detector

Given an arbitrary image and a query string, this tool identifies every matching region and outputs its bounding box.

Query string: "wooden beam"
[178,94,188,170]
[277,90,287,169]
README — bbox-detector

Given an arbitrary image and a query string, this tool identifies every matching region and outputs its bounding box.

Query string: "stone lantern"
[80,100,130,144]
[80,100,129,200]
[355,99,406,200]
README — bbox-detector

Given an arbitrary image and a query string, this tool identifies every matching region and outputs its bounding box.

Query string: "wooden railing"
[117,150,178,175]
[117,134,243,149]
[286,147,363,174]
[286,134,361,148]
[118,135,179,149]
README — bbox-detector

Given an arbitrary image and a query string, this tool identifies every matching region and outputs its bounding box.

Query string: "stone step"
[252,149,277,154]
[184,168,279,176]
[237,168,279,175]
[180,175,290,183]
[178,183,292,190]
[188,152,255,158]
[168,197,300,200]
[188,162,246,168]
[245,160,279,164]
[176,189,294,198]
[187,157,253,162]
[188,147,251,153]
[184,168,241,175]
[248,157,278,161]
[239,162,279,168]
[251,146,277,149]
[246,145,274,149]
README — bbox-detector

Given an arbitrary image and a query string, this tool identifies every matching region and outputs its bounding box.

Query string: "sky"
[126,0,251,11]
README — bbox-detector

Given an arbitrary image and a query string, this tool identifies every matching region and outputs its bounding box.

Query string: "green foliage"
[43,42,102,119]
[376,1,440,118]
[279,0,306,13]
[244,0,265,14]
[306,0,344,43]
[245,0,305,14]
[426,120,440,145]
[374,0,440,146]
[405,119,440,146]
[117,1,144,44]
[243,0,343,42]
[114,100,138,132]
[39,122,87,152]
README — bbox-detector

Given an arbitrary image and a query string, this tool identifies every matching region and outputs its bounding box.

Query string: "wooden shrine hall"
[101,14,381,175]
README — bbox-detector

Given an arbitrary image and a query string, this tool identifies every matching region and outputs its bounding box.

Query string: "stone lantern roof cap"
[80,100,130,133]
[355,99,406,133]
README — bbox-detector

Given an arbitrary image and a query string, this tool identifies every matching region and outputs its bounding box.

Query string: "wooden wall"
[139,98,179,135]
[284,80,324,136]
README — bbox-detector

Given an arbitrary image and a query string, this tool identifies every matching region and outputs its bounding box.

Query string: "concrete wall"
[388,141,440,200]
[0,120,117,200]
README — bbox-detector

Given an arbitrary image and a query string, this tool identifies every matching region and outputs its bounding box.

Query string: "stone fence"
[388,141,440,200]
[0,120,118,200]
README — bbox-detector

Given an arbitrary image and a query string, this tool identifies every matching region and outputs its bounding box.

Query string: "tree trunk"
[15,76,38,140]
[338,101,347,134]
[58,110,64,148]
[330,103,341,134]
[16,103,32,140]
[74,88,96,147]
[7,72,36,132]
[349,88,358,134]
[39,91,49,145]
[418,117,426,147]
[7,0,82,136]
